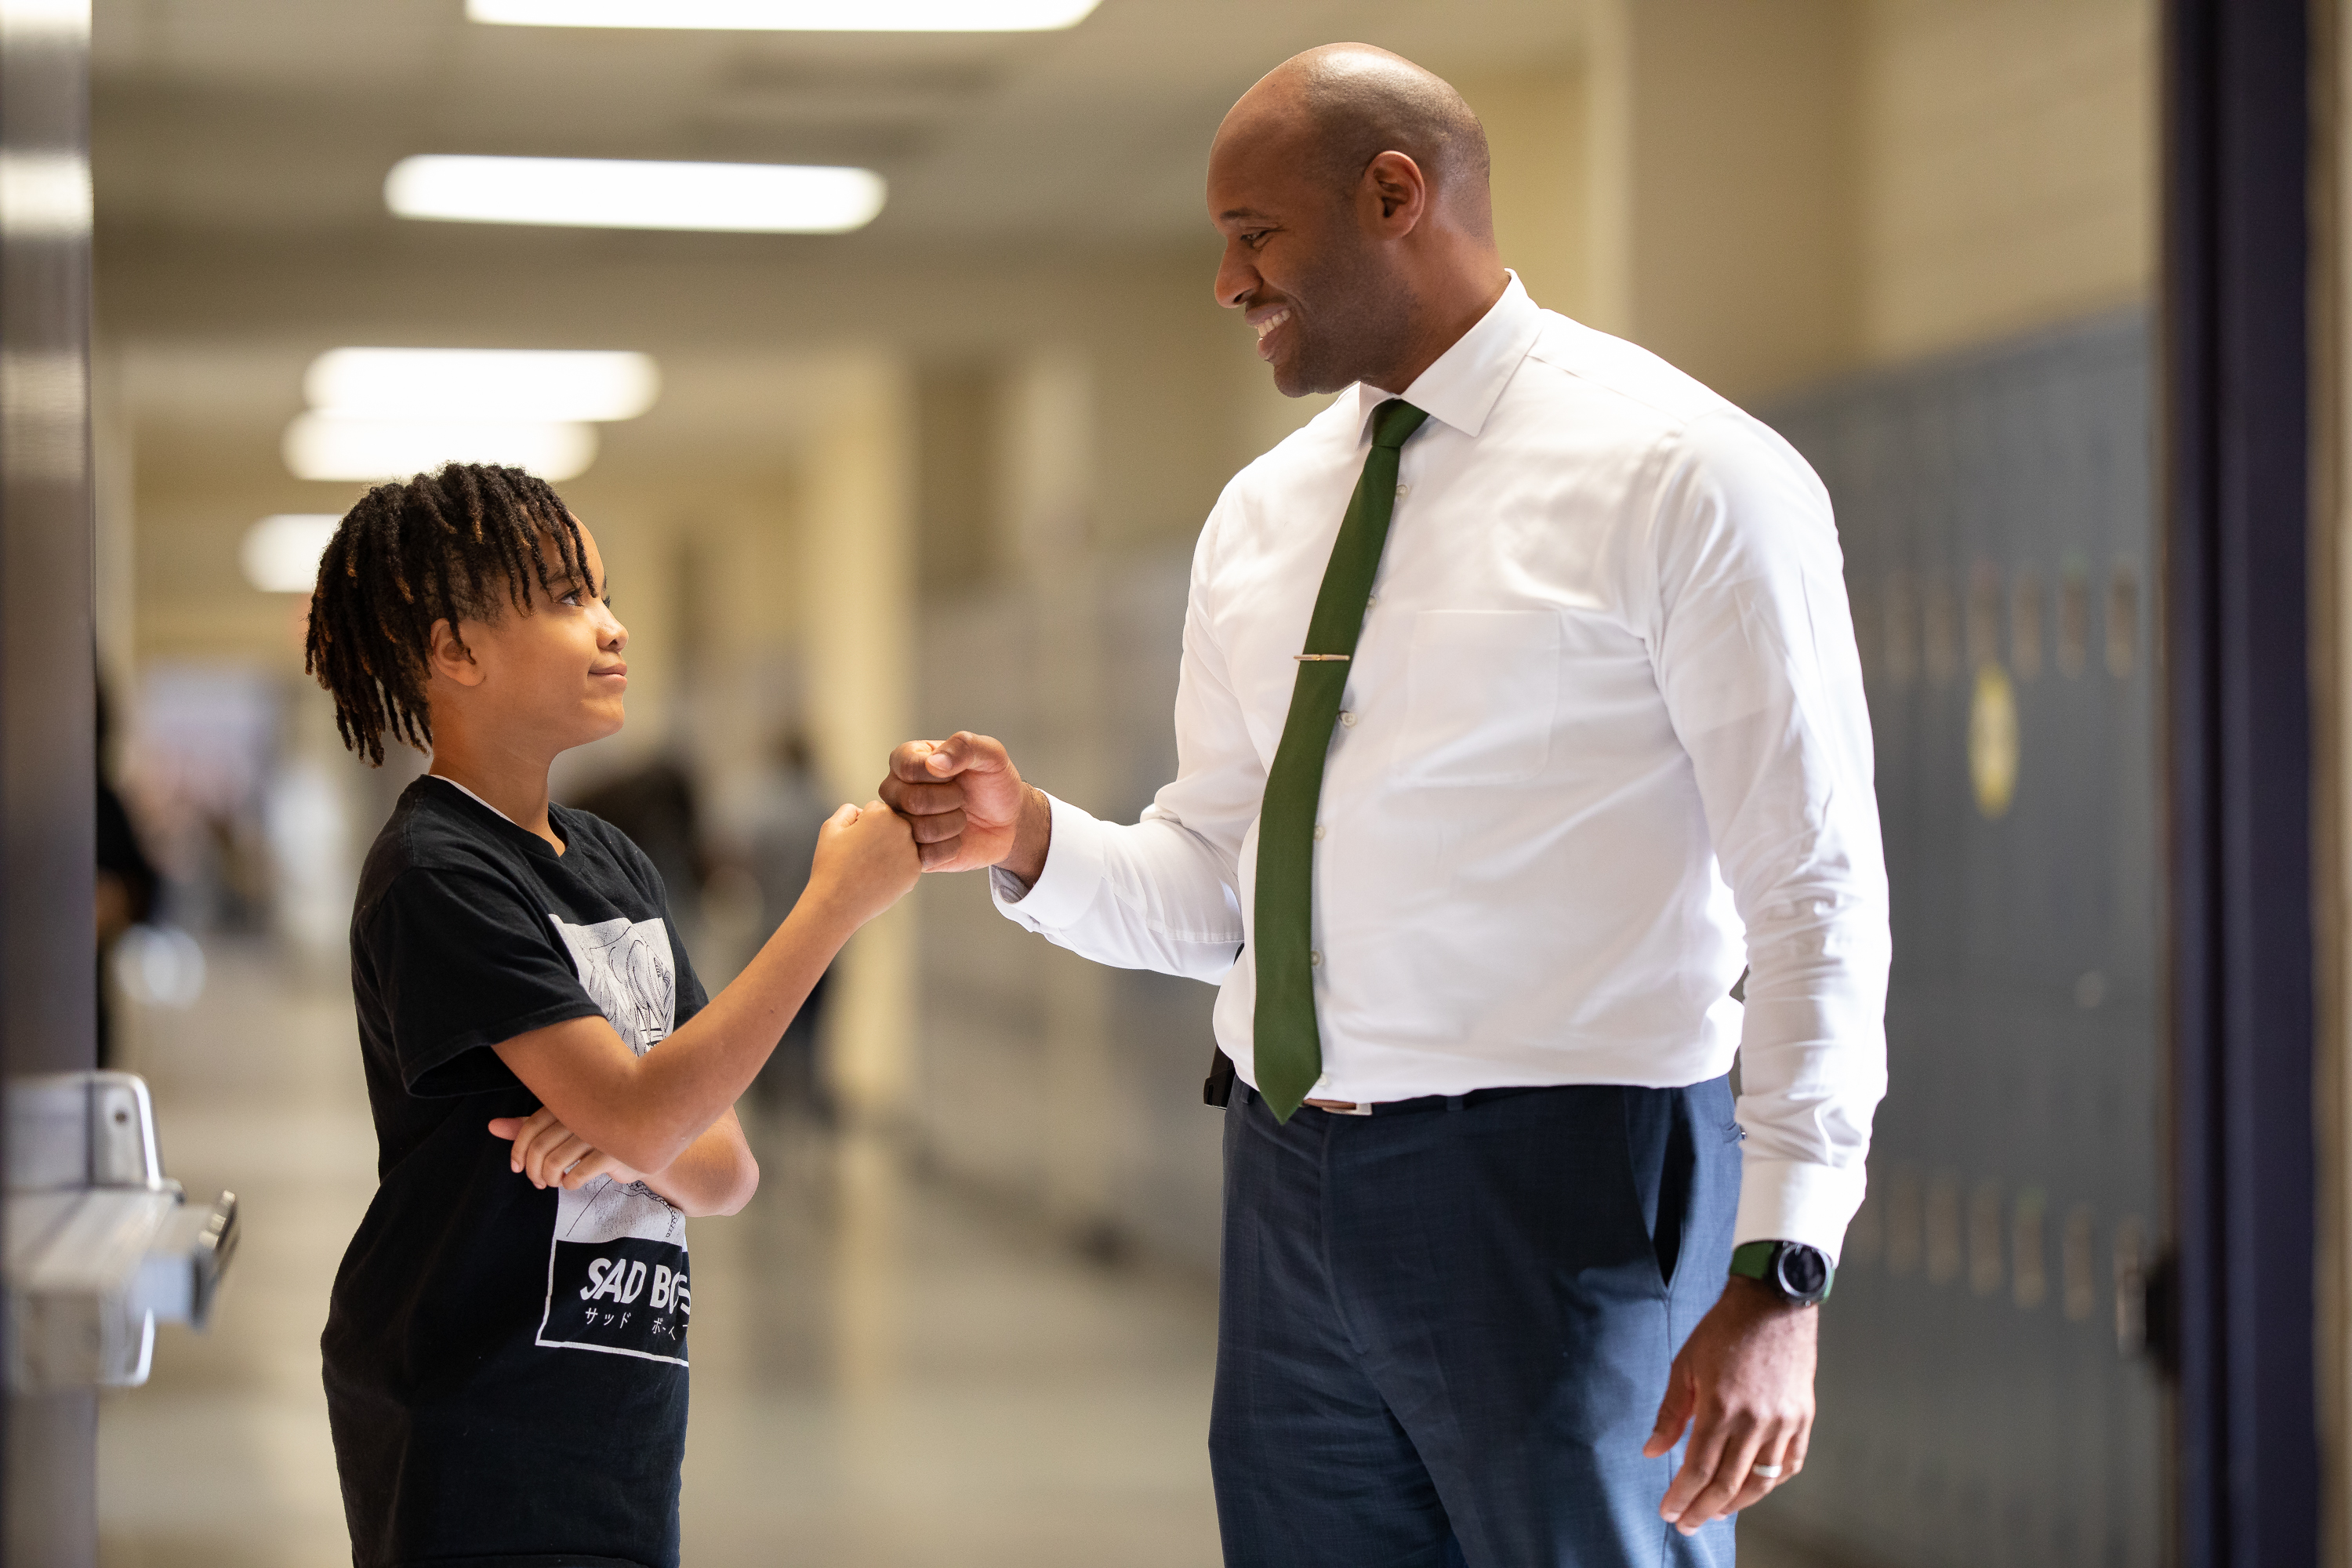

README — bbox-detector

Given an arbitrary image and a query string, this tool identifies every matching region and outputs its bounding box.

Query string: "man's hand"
[880,731,1051,880]
[1643,1276,1817,1534]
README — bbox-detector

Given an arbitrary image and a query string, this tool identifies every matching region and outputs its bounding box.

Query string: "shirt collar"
[430,771,522,828]
[1350,270,1542,444]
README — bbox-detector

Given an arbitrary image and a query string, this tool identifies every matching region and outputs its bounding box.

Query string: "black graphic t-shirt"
[324,776,710,1568]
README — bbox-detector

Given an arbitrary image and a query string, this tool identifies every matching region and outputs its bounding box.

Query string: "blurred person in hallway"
[95,681,158,1066]
[737,731,838,1121]
[303,463,919,1568]
[884,43,1888,1568]
[575,742,841,1122]
[573,755,706,949]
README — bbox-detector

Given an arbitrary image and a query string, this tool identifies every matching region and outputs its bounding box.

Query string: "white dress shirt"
[993,274,1889,1261]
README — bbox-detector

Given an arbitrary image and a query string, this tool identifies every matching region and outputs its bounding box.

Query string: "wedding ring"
[1751,1462,1784,1479]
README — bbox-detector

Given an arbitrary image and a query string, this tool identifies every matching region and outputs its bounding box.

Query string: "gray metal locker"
[1759,313,2166,1567]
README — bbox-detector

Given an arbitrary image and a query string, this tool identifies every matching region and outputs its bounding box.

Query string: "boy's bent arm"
[492,895,851,1173]
[492,800,916,1173]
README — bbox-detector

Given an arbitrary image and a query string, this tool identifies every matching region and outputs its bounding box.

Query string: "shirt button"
[1366,593,1378,608]
[1339,710,1357,728]
[1309,949,1323,967]
[1313,823,1327,841]
[1395,483,1410,497]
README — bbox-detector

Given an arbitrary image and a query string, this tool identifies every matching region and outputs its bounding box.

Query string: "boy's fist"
[808,799,921,926]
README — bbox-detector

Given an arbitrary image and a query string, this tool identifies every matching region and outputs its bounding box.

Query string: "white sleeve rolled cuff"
[989,793,1108,931]
[1732,1156,1867,1269]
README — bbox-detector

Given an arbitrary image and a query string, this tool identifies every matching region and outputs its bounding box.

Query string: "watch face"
[1776,1245,1829,1300]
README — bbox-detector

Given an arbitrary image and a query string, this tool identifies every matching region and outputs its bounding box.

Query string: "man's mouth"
[1251,307,1293,360]
[592,663,627,682]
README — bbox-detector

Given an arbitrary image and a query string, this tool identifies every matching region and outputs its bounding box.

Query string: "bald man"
[884,44,1887,1568]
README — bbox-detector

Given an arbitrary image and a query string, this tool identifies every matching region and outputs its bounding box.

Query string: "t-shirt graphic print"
[554,913,677,1051]
[535,913,691,1366]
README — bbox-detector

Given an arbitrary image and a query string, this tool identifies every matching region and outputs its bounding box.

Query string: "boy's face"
[435,522,629,754]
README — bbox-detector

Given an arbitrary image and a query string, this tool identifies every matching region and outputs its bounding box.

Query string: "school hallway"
[17,0,2339,1560]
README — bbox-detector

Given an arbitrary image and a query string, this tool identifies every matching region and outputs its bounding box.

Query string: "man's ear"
[427,617,487,688]
[1360,151,1428,234]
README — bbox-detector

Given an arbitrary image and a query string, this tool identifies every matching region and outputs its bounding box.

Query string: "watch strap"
[1728,1239,1835,1303]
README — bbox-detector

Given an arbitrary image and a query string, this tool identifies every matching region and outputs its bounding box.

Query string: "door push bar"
[5,1072,238,1389]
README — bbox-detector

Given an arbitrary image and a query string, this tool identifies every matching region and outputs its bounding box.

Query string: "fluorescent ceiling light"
[283,414,597,483]
[306,348,659,422]
[241,514,342,594]
[0,151,91,238]
[386,155,884,234]
[467,0,1098,30]
[1,0,91,45]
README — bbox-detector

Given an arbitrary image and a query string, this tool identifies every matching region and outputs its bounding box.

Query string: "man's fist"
[880,732,1051,879]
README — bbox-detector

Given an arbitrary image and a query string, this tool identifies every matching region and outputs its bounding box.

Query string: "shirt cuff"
[988,793,1107,931]
[1732,1157,1867,1269]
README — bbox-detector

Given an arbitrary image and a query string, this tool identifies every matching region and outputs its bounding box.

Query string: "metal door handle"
[5,1072,242,1389]
[132,1190,238,1330]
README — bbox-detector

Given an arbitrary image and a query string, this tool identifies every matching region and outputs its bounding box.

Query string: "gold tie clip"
[1294,653,1351,662]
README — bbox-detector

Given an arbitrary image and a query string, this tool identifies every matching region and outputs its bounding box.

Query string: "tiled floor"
[93,941,1828,1567]
[93,943,1223,1567]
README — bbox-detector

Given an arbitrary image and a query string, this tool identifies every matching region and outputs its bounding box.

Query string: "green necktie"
[1252,397,1429,1121]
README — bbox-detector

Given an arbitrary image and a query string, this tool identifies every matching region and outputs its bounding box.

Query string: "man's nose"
[1214,246,1256,310]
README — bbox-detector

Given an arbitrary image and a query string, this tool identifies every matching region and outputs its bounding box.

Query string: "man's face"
[1207,120,1414,397]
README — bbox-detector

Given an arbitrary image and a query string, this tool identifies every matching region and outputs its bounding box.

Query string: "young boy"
[308,463,920,1567]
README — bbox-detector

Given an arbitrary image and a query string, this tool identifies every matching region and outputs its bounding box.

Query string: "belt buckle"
[1308,1098,1374,1116]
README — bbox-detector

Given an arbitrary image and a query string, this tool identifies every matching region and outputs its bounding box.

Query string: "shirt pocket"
[1394,610,1562,786]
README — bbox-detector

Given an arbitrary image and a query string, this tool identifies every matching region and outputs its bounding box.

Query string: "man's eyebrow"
[1219,206,1276,223]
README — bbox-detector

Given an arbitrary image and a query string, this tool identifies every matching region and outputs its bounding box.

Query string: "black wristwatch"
[1730,1240,1834,1305]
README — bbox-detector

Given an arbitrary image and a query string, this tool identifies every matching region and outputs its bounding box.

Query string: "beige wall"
[796,360,918,1117]
[1860,0,2157,361]
[1598,0,1863,401]
[1547,0,2153,401]
[1461,60,1591,322]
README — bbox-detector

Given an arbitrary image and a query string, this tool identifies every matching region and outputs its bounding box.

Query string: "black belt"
[1205,1046,1584,1116]
[1248,1083,1569,1117]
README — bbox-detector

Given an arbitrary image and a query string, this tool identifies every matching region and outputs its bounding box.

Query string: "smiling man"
[882,44,1889,1568]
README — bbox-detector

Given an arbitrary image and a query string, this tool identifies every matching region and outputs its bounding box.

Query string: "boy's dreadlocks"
[305,463,592,767]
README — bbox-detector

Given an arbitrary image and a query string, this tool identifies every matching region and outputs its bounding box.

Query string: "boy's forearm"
[633,892,858,1137]
[673,891,862,1065]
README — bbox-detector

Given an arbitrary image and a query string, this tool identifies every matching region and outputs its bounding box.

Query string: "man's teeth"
[1254,310,1291,340]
